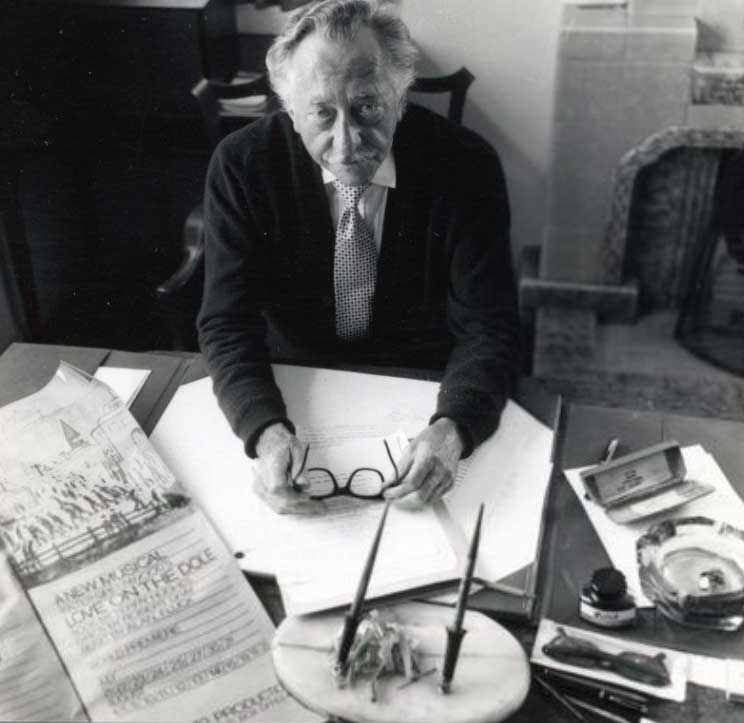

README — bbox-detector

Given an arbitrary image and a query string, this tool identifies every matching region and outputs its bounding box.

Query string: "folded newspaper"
[0,362,318,723]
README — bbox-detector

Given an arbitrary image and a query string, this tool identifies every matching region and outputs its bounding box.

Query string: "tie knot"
[333,180,369,209]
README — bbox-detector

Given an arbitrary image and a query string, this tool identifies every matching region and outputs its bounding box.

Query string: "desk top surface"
[1,342,743,723]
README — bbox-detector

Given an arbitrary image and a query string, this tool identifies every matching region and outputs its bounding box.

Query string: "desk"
[2,342,743,723]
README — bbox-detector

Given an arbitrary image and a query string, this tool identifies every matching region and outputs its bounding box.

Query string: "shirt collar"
[322,152,396,189]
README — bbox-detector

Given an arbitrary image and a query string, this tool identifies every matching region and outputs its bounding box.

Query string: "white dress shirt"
[322,153,396,254]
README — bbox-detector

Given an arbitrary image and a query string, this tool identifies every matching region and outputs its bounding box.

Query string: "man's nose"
[332,113,360,159]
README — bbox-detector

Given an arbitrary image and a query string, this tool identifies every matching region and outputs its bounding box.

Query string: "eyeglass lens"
[306,467,384,500]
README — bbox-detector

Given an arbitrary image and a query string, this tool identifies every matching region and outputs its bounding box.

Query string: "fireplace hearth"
[520,0,744,378]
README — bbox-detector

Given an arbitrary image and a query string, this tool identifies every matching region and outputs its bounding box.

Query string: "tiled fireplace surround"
[521,0,744,377]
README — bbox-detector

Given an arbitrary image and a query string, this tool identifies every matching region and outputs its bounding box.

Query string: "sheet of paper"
[564,445,744,607]
[150,376,280,574]
[531,619,688,703]
[688,654,728,691]
[274,364,434,437]
[94,367,151,408]
[150,367,554,592]
[271,432,460,615]
[274,502,460,615]
[30,509,315,722]
[445,402,553,583]
[0,363,318,722]
[151,374,441,576]
[0,554,86,722]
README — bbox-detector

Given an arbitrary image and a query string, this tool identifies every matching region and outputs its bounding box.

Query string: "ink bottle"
[579,567,636,628]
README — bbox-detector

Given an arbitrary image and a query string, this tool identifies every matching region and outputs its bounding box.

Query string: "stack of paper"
[150,365,554,616]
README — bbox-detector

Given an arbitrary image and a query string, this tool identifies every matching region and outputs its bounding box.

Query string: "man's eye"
[358,103,381,117]
[314,108,333,119]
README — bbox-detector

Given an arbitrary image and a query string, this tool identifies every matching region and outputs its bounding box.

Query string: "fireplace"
[520,0,744,377]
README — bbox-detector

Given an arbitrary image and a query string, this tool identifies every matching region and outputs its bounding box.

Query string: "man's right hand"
[253,423,325,515]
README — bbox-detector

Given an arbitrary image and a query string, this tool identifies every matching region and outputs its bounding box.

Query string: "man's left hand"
[383,418,464,508]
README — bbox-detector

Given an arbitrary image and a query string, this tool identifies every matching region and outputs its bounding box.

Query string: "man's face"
[286,27,402,186]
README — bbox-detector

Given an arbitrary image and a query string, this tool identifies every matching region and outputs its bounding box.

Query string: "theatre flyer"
[0,553,85,722]
[0,363,317,722]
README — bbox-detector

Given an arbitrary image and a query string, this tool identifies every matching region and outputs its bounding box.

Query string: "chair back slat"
[192,74,275,148]
[409,67,475,127]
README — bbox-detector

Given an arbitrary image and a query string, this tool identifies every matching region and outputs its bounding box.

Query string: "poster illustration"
[0,363,318,723]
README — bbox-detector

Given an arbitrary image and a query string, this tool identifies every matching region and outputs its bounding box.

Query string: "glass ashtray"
[637,516,744,631]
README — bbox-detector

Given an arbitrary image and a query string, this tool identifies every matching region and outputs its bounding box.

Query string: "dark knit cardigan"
[197,103,522,458]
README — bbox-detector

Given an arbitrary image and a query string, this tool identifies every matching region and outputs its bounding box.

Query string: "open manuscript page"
[152,365,553,614]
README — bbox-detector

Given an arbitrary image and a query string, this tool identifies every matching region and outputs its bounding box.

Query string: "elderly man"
[198,0,521,511]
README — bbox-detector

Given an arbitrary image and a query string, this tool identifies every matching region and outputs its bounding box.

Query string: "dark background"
[1,0,274,351]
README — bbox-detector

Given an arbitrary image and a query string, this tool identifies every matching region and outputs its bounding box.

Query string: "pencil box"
[580,441,714,524]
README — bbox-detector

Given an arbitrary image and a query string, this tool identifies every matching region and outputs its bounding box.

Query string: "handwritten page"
[564,445,744,607]
[269,433,461,615]
[0,364,318,722]
[151,366,554,596]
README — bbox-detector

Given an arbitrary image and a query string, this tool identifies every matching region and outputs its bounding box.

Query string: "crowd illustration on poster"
[0,375,189,588]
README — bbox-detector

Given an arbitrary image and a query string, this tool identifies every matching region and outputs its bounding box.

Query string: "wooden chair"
[155,73,276,348]
[408,67,474,126]
[157,67,476,350]
[192,73,276,148]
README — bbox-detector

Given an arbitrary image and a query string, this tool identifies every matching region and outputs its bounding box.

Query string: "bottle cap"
[591,567,627,600]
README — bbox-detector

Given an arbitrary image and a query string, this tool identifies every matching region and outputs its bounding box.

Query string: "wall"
[697,0,744,51]
[236,1,563,257]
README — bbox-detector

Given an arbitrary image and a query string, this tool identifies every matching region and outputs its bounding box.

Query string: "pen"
[334,500,390,673]
[533,674,590,723]
[538,667,649,712]
[439,503,483,694]
[603,438,620,464]
[566,694,634,723]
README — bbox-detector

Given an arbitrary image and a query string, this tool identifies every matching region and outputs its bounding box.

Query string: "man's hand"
[383,418,464,509]
[253,423,325,515]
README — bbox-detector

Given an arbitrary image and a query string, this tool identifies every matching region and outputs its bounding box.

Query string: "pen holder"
[273,601,530,723]
[439,626,468,694]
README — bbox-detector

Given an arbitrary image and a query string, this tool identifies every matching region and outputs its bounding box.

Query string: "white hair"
[266,0,418,112]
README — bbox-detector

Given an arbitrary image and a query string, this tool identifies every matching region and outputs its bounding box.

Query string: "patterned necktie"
[332,180,377,340]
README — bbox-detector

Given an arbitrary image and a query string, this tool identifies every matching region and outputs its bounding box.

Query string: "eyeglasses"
[303,439,399,501]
